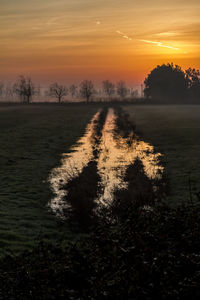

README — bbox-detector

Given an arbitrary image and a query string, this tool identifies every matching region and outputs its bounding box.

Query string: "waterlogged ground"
[1,104,199,257]
[49,108,164,219]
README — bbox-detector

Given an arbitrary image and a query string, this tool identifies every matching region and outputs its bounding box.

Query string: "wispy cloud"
[154,32,178,37]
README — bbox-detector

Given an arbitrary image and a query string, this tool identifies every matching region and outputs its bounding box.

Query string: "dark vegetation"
[1,106,199,299]
[13,75,37,104]
[79,80,95,103]
[144,63,200,102]
[49,83,68,103]
[102,80,115,101]
[1,203,200,300]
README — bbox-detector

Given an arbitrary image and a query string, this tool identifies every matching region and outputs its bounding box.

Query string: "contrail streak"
[139,39,179,50]
[116,30,179,51]
[116,31,124,35]
[116,31,132,41]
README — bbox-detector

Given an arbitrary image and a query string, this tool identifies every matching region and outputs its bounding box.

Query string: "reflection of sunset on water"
[49,111,100,217]
[98,109,163,204]
[49,108,164,217]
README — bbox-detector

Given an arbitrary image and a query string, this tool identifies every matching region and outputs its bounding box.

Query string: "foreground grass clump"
[1,202,200,300]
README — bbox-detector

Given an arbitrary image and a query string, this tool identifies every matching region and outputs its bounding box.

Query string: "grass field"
[0,103,200,257]
[0,104,100,257]
[124,105,200,205]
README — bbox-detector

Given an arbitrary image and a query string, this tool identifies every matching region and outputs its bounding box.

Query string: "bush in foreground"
[0,202,200,300]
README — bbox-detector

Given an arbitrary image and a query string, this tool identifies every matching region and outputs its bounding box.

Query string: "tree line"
[0,63,199,103]
[0,77,139,104]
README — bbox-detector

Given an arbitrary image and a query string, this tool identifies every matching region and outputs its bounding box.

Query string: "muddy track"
[49,107,165,225]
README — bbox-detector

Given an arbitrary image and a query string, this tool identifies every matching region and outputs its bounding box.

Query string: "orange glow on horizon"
[0,0,199,86]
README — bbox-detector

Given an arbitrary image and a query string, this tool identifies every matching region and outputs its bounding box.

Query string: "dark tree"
[0,82,4,97]
[185,68,200,99]
[102,80,115,100]
[80,80,95,103]
[69,84,78,98]
[144,63,188,100]
[49,83,68,103]
[14,76,35,103]
[117,81,128,100]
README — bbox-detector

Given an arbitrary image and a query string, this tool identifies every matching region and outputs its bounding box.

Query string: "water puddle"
[49,108,164,218]
[49,111,100,217]
[97,108,163,204]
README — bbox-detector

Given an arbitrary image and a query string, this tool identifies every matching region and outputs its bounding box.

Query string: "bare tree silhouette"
[117,80,128,100]
[80,80,95,103]
[69,84,78,98]
[14,76,35,103]
[102,80,115,101]
[0,82,4,97]
[49,83,68,103]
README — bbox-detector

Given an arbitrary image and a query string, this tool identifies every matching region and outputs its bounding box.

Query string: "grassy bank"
[0,104,100,257]
[124,105,200,205]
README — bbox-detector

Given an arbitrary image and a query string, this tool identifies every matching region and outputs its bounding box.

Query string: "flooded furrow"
[48,108,164,220]
[49,111,101,218]
[97,108,164,205]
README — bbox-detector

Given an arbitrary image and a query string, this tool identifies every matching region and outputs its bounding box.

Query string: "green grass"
[0,104,100,257]
[124,105,200,206]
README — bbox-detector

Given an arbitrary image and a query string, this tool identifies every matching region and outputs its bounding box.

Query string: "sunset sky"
[0,0,200,86]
